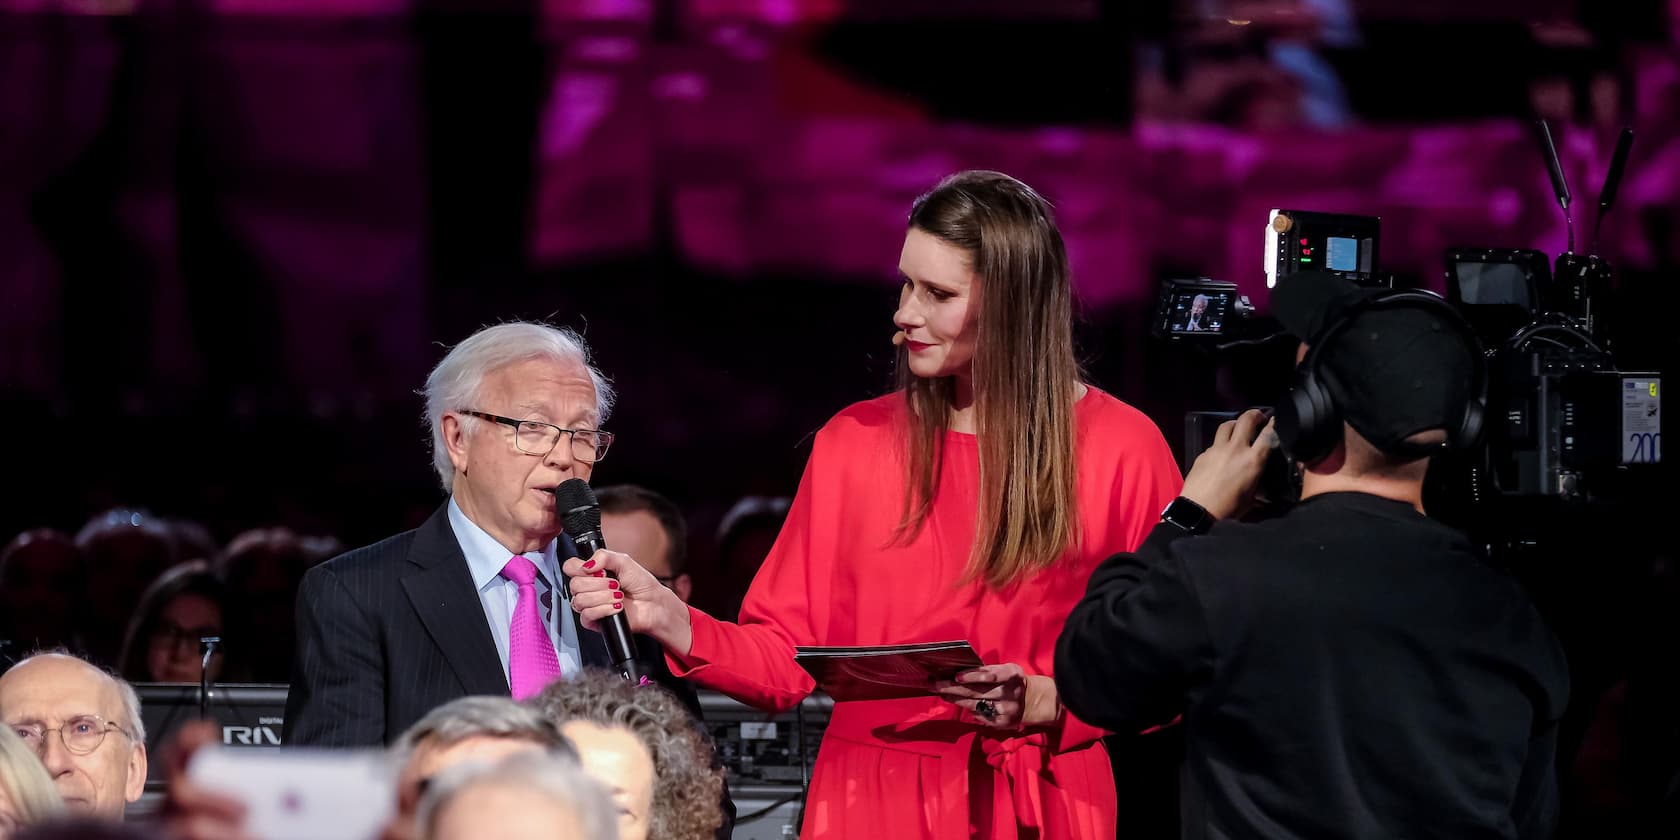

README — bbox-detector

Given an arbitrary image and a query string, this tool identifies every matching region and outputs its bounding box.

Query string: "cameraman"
[1056,271,1569,839]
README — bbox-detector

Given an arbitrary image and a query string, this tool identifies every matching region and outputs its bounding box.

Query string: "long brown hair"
[895,170,1082,588]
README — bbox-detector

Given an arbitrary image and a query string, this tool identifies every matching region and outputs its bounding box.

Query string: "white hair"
[417,751,618,840]
[0,727,64,824]
[2,652,145,745]
[391,696,572,771]
[422,322,616,493]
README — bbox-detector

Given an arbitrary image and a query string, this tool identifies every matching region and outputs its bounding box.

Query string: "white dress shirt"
[447,498,581,684]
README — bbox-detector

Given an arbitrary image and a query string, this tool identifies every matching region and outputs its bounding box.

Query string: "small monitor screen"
[1326,237,1360,272]
[1454,262,1533,308]
[1168,289,1233,334]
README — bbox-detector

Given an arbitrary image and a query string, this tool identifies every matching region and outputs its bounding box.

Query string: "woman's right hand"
[563,549,694,656]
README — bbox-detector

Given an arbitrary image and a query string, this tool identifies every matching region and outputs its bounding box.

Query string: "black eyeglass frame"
[459,410,615,463]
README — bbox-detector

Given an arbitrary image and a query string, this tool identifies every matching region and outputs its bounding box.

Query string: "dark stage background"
[1,1,1676,835]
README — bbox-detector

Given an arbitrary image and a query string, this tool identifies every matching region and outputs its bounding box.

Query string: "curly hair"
[530,669,725,840]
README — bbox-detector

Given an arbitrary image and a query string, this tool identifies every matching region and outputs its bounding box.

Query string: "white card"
[188,748,395,840]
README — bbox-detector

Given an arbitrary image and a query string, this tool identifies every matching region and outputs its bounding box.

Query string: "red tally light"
[1299,238,1309,245]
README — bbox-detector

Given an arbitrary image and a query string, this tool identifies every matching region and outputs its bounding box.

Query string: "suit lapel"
[401,505,509,696]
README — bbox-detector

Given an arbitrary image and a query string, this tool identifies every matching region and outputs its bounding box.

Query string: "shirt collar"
[447,497,561,592]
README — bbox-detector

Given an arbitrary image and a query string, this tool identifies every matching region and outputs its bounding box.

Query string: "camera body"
[1444,248,1660,499]
[1264,209,1381,289]
[1163,177,1658,508]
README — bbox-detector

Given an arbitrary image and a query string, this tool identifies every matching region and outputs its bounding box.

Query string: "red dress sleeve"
[665,418,847,712]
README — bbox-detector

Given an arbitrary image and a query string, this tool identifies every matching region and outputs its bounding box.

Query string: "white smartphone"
[187,747,395,840]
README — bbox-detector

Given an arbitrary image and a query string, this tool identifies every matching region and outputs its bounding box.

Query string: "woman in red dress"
[568,170,1182,838]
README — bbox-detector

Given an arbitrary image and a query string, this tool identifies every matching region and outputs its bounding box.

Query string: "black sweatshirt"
[1057,492,1569,840]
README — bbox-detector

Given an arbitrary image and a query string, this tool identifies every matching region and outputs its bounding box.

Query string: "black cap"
[1273,270,1476,455]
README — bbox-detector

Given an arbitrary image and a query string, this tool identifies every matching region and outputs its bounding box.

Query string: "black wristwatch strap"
[1159,496,1215,536]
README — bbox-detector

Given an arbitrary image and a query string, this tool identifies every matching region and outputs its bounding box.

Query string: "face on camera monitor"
[1153,279,1239,339]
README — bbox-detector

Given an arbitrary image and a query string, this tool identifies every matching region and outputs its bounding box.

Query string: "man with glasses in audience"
[0,652,146,820]
[599,485,693,604]
[285,321,695,747]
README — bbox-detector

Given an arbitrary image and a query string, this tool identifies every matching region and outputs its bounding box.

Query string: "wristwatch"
[1159,496,1215,536]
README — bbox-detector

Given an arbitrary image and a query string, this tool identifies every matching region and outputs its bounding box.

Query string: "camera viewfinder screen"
[1170,289,1232,334]
[1326,237,1360,272]
[1454,262,1533,308]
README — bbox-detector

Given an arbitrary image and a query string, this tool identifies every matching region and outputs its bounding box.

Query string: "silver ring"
[974,699,997,720]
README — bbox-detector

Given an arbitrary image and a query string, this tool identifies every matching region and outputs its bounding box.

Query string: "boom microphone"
[1537,120,1574,253]
[555,478,648,684]
[1591,127,1635,252]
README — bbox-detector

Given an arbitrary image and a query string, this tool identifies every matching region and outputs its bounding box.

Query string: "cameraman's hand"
[1181,409,1278,521]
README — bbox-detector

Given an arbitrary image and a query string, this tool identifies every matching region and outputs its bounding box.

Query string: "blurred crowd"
[0,658,730,840]
[0,485,792,840]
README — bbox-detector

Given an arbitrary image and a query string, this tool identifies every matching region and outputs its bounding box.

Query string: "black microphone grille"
[553,478,602,536]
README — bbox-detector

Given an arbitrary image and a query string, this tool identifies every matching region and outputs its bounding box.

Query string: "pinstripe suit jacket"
[282,502,696,746]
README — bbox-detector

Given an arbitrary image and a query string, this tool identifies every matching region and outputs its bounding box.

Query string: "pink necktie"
[500,555,562,699]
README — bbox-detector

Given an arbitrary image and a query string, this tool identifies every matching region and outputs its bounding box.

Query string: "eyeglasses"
[151,621,223,653]
[10,715,132,756]
[460,410,614,463]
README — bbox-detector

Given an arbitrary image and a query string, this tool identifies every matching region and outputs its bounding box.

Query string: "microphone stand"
[198,636,221,721]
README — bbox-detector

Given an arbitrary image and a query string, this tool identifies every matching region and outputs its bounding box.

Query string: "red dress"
[669,388,1181,839]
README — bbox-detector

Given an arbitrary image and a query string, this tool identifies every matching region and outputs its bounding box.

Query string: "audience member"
[532,669,725,840]
[164,521,219,568]
[0,531,83,660]
[708,495,789,622]
[0,726,64,839]
[598,485,692,603]
[389,695,577,838]
[417,752,616,840]
[0,653,146,820]
[117,562,226,685]
[76,511,180,666]
[213,528,332,683]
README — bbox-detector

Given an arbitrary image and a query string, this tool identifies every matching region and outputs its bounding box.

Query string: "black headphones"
[1274,289,1487,466]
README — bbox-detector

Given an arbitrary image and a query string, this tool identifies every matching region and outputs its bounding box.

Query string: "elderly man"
[1184,293,1210,331]
[285,321,694,747]
[382,696,578,840]
[0,653,146,820]
[418,752,617,840]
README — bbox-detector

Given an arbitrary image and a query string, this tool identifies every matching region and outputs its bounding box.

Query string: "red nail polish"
[614,602,623,610]
[593,571,606,578]
[582,560,595,569]
[608,580,620,590]
[613,590,624,600]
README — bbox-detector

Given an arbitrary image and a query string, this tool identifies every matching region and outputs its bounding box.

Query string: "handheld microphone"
[555,478,648,685]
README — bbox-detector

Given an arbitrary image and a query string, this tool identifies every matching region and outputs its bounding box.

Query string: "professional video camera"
[1445,124,1661,500]
[1159,124,1661,507]
[1156,210,1385,508]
